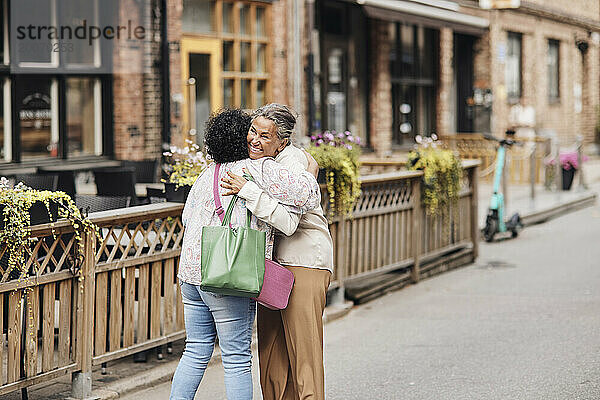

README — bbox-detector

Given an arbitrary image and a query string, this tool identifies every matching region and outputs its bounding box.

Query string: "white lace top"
[178,158,321,285]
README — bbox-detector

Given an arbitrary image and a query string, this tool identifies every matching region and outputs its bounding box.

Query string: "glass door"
[181,37,221,145]
[322,38,349,133]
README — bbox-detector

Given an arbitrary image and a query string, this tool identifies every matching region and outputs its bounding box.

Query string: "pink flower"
[551,151,589,170]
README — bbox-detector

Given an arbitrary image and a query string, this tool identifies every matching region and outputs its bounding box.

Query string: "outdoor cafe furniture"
[75,194,132,214]
[37,160,122,198]
[93,167,141,205]
[14,173,59,191]
[122,159,159,183]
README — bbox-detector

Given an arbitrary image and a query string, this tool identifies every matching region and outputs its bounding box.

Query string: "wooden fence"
[0,161,479,397]
[440,134,551,184]
[360,135,551,185]
[329,160,479,290]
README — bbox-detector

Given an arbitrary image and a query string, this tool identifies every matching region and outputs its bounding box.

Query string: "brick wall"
[484,9,598,145]
[524,0,599,21]
[112,0,146,160]
[368,20,392,156]
[143,0,163,160]
[112,0,165,161]
[271,0,290,105]
[167,0,183,148]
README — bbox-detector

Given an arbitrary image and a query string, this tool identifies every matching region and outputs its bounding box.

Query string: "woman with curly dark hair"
[170,109,321,400]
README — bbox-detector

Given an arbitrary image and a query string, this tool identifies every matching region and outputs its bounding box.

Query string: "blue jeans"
[170,282,256,400]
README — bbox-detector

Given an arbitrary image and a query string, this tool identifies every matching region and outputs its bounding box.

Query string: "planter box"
[164,183,191,203]
[561,168,576,191]
[317,168,327,184]
[0,201,60,229]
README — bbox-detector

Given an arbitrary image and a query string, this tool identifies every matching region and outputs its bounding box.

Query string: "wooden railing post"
[469,165,480,261]
[411,177,421,283]
[72,231,96,399]
[331,216,346,305]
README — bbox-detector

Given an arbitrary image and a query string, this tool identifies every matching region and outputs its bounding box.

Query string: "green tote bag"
[200,164,266,297]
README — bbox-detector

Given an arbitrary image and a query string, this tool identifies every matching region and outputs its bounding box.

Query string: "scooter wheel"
[483,216,498,242]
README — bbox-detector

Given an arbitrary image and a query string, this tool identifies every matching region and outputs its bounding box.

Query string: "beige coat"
[238,145,334,272]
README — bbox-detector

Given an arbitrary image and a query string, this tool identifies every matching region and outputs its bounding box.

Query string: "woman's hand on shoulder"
[302,149,319,178]
[221,170,248,196]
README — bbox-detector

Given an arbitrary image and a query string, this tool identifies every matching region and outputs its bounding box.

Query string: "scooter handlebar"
[483,134,500,142]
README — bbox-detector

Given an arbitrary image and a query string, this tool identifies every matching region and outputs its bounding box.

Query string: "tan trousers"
[258,266,331,400]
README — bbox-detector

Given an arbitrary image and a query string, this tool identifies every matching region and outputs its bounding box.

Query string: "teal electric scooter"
[481,133,523,242]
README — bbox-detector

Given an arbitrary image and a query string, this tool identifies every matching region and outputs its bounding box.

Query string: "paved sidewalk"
[477,158,599,229]
[3,303,352,400]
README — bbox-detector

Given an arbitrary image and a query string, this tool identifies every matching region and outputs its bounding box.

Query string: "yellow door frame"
[181,37,222,142]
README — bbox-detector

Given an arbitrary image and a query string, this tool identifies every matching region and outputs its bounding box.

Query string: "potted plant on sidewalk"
[307,131,362,218]
[162,140,210,202]
[545,151,589,190]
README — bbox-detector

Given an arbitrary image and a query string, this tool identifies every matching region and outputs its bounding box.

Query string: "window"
[182,0,271,109]
[67,78,102,157]
[0,0,115,163]
[17,77,58,159]
[0,79,8,162]
[505,32,522,100]
[61,0,99,67]
[220,2,269,109]
[547,39,559,102]
[390,23,438,146]
[0,0,7,65]
[183,0,215,34]
[14,0,56,66]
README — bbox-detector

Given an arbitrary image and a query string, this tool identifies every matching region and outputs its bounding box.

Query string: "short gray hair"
[252,103,296,143]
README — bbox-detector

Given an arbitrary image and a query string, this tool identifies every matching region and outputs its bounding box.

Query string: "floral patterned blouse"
[178,158,321,286]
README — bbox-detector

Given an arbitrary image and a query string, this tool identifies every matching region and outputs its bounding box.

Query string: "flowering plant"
[407,146,462,217]
[0,178,101,282]
[545,151,589,171]
[162,140,210,187]
[307,131,362,218]
[310,130,361,150]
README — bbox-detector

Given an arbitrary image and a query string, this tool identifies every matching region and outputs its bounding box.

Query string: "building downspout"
[306,0,315,135]
[292,0,303,135]
[160,0,171,148]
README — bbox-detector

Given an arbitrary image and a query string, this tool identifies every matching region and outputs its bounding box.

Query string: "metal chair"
[37,168,76,198]
[14,174,59,191]
[93,167,140,205]
[75,195,131,214]
[122,160,159,183]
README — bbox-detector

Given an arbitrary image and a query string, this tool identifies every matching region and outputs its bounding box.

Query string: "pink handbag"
[254,259,295,310]
[212,164,294,310]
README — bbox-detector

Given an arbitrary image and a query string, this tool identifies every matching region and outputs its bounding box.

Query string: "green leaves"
[307,143,361,218]
[408,148,462,217]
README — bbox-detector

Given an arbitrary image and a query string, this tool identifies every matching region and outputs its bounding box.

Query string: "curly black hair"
[204,108,250,163]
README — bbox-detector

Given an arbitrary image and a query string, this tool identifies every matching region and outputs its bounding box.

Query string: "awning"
[357,0,489,35]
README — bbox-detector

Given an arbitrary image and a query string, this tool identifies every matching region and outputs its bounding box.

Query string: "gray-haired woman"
[222,103,333,400]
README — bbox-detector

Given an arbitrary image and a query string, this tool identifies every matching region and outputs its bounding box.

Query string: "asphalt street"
[125,203,600,400]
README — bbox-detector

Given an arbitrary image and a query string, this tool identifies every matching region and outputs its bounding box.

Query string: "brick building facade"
[460,0,600,147]
[122,0,600,161]
[2,0,598,174]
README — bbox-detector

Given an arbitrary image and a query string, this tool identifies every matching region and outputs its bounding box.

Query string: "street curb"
[92,303,354,399]
[520,191,597,226]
